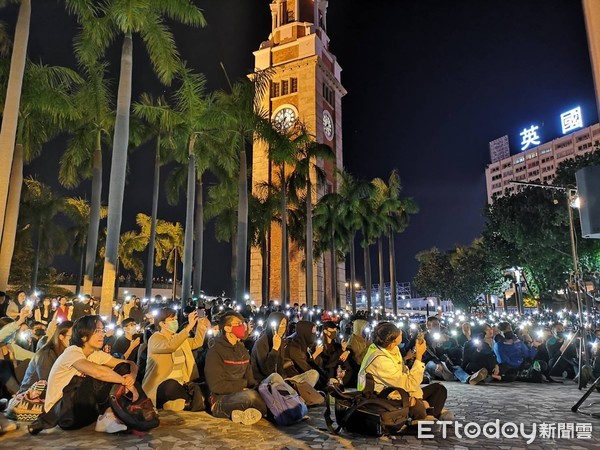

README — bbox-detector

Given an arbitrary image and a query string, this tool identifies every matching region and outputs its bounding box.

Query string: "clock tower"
[250,0,346,309]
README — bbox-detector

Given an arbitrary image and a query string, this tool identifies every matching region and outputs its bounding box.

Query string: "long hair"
[41,321,73,355]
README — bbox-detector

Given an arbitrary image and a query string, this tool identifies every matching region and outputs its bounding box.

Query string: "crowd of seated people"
[0,289,597,436]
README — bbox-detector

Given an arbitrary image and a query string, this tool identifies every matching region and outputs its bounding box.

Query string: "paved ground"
[1,380,600,449]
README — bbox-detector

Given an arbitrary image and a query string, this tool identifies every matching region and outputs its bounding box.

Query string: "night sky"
[1,0,597,296]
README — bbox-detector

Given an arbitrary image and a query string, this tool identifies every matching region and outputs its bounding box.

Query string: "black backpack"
[324,374,411,437]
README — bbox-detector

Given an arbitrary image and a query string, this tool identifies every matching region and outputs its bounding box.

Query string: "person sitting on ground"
[494,331,545,382]
[34,297,55,327]
[250,312,288,383]
[347,318,370,366]
[456,322,471,347]
[112,318,141,362]
[205,311,267,425]
[462,324,513,382]
[142,308,210,411]
[284,320,328,389]
[494,321,512,344]
[6,291,27,321]
[30,315,140,434]
[0,309,35,397]
[19,321,74,393]
[546,322,577,379]
[315,321,355,386]
[358,322,451,421]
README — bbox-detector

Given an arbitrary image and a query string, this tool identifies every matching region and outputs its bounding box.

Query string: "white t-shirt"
[44,345,113,411]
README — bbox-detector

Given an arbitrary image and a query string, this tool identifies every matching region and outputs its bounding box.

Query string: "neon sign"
[520,125,541,151]
[560,106,583,134]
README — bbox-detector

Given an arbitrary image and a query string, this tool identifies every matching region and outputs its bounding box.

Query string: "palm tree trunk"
[389,226,397,316]
[265,228,271,305]
[0,143,23,290]
[235,144,248,302]
[350,234,357,313]
[144,137,161,300]
[31,224,42,291]
[181,139,196,309]
[231,230,237,297]
[331,221,338,310]
[378,237,385,313]
[280,164,287,304]
[76,245,85,295]
[83,137,102,295]
[305,176,314,307]
[193,175,203,296]
[100,34,133,316]
[0,0,30,244]
[171,247,177,301]
[364,245,372,314]
[261,239,268,306]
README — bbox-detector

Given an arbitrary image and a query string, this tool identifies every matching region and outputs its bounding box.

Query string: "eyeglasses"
[93,328,106,335]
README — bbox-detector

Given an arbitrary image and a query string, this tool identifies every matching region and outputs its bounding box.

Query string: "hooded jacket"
[284,320,317,377]
[494,340,538,369]
[251,312,286,381]
[205,333,257,401]
[347,319,369,365]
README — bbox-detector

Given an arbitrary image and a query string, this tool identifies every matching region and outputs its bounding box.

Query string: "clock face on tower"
[273,107,297,131]
[323,110,334,140]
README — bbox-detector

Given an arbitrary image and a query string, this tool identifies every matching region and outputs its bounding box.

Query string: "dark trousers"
[0,359,20,395]
[34,362,132,431]
[421,382,447,418]
[211,389,267,419]
[156,379,189,408]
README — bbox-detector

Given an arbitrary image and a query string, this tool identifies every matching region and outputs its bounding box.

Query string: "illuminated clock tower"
[250,0,346,309]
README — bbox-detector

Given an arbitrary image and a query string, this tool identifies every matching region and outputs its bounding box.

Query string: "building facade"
[485,123,600,203]
[249,0,346,308]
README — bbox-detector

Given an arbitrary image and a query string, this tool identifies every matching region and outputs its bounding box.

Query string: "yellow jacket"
[357,343,424,399]
[142,329,204,405]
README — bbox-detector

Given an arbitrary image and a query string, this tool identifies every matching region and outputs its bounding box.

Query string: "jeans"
[211,389,267,419]
[426,361,470,383]
[263,370,320,388]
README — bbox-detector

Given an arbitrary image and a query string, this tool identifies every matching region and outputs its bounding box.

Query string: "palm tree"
[288,125,334,307]
[0,62,81,291]
[19,177,67,291]
[336,170,373,313]
[132,93,181,299]
[59,61,113,296]
[248,191,279,305]
[213,71,270,302]
[134,213,183,280]
[357,191,380,314]
[66,0,206,315]
[63,197,108,294]
[313,192,347,311]
[372,170,418,315]
[0,0,31,244]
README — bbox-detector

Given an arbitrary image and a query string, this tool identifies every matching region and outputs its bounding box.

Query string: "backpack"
[109,384,160,431]
[258,380,308,426]
[324,374,411,437]
[6,380,47,422]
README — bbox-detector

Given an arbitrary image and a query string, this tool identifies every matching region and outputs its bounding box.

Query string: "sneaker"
[95,412,127,434]
[231,408,263,425]
[163,399,186,412]
[469,368,488,385]
[437,409,455,421]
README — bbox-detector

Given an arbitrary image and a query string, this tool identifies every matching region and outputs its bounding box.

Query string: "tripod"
[572,343,600,416]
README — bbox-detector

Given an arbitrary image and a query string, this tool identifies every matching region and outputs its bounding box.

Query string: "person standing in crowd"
[128,297,145,324]
[30,315,139,434]
[205,311,267,425]
[54,296,72,323]
[71,295,93,322]
[142,309,210,411]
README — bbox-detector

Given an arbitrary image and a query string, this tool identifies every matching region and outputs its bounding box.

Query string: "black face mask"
[34,329,45,337]
[558,332,569,340]
[326,330,337,340]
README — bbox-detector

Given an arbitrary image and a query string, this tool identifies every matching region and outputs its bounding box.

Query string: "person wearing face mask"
[205,311,267,425]
[284,320,329,389]
[142,308,210,411]
[546,322,577,379]
[112,318,141,362]
[315,321,355,386]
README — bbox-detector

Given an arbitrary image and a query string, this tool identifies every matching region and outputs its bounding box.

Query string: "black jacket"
[251,312,286,381]
[205,334,257,400]
[284,320,318,377]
